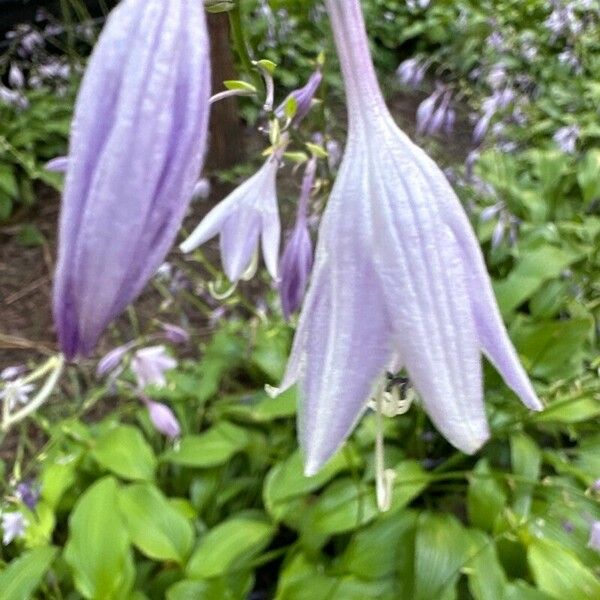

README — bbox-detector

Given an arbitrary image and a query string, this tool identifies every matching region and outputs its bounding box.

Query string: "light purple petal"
[53,0,211,358]
[220,208,261,281]
[45,156,69,173]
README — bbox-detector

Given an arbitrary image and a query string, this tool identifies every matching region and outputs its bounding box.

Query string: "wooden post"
[206,11,245,170]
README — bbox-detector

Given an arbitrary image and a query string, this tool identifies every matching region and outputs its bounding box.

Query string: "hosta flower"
[180,145,287,281]
[280,0,542,475]
[53,0,211,359]
[131,346,177,389]
[1,512,27,545]
[553,125,579,154]
[279,158,316,319]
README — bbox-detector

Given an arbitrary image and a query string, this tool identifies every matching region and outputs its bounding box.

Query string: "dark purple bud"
[279,159,316,319]
[276,70,323,126]
[53,0,211,359]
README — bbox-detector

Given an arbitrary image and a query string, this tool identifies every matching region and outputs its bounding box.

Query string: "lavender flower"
[1,512,27,545]
[192,178,211,201]
[8,64,25,89]
[396,57,426,88]
[180,146,286,281]
[279,0,542,475]
[276,70,323,126]
[145,399,181,439]
[416,89,442,134]
[53,0,211,359]
[96,342,136,379]
[279,158,316,319]
[554,125,580,154]
[0,365,26,381]
[15,481,40,511]
[589,521,600,553]
[131,346,177,389]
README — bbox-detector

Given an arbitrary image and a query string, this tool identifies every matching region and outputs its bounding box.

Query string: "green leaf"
[464,530,508,600]
[511,316,593,380]
[510,433,541,519]
[91,425,156,481]
[166,576,254,600]
[118,483,194,564]
[305,478,378,537]
[64,477,134,599]
[162,421,249,468]
[493,246,580,314]
[223,80,257,92]
[528,538,600,599]
[340,510,417,580]
[413,513,470,600]
[467,459,507,532]
[0,163,19,197]
[186,514,275,579]
[256,59,277,74]
[263,449,360,521]
[0,546,58,600]
[577,150,600,204]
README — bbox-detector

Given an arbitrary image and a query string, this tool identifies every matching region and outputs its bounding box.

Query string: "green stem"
[228,4,263,93]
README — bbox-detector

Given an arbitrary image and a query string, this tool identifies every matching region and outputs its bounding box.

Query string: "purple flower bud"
[491,218,506,249]
[145,399,181,439]
[96,342,136,379]
[15,481,40,511]
[276,70,323,126]
[396,58,426,88]
[279,159,316,319]
[427,92,452,136]
[416,90,442,135]
[131,346,177,389]
[45,156,69,173]
[191,178,211,201]
[326,139,342,172]
[53,0,211,359]
[473,111,493,145]
[161,323,190,344]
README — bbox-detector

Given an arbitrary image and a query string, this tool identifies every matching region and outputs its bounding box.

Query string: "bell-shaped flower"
[279,158,316,319]
[180,146,286,281]
[53,0,211,359]
[280,0,542,476]
[131,346,177,389]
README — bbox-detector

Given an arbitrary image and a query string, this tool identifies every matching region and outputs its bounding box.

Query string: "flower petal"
[220,208,261,281]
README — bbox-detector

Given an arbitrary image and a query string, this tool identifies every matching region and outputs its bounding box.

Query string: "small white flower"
[131,346,177,389]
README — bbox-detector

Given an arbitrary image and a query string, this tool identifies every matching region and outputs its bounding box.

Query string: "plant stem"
[228,3,263,93]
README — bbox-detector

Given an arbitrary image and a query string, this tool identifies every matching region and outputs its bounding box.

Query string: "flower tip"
[303,459,322,478]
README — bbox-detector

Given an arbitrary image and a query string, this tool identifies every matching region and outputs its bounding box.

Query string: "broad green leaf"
[511,316,593,380]
[388,460,430,513]
[510,433,541,519]
[166,576,254,600]
[340,510,417,581]
[118,483,194,564]
[528,538,600,599]
[263,448,360,521]
[577,150,600,204]
[0,163,19,197]
[505,581,554,600]
[464,530,507,600]
[162,421,249,468]
[414,513,470,600]
[305,478,378,537]
[494,246,580,314]
[64,477,134,599]
[536,395,600,424]
[223,79,257,92]
[0,546,57,600]
[467,459,507,532]
[91,425,156,481]
[186,514,275,579]
[40,454,79,508]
